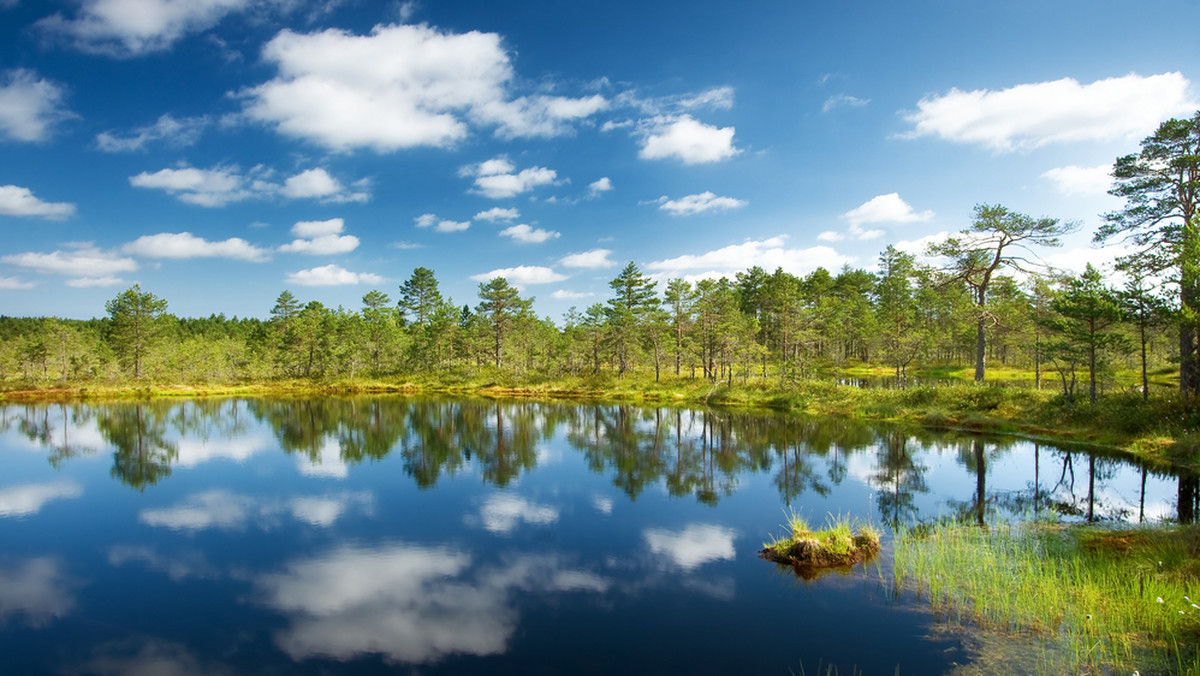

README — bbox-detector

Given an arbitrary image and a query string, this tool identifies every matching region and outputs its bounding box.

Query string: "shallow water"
[0,397,1192,674]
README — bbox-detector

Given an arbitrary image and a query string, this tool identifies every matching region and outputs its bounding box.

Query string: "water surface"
[0,397,1192,674]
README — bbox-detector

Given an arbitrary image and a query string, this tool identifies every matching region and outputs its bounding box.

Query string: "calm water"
[0,397,1194,675]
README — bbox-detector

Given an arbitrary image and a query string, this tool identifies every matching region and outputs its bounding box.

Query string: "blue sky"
[1,0,1198,320]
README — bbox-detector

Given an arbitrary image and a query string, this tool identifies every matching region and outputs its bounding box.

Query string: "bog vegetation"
[3,113,1200,450]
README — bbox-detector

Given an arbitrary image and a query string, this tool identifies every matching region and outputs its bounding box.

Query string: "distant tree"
[400,267,443,327]
[663,278,695,377]
[476,277,531,369]
[1044,265,1128,404]
[606,262,658,377]
[1118,272,1171,401]
[929,204,1074,382]
[105,285,169,379]
[1095,111,1200,395]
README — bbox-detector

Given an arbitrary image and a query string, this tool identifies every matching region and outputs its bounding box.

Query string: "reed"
[893,518,1200,674]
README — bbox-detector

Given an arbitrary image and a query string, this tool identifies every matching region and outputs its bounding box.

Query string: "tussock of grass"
[761,511,881,576]
[894,519,1200,674]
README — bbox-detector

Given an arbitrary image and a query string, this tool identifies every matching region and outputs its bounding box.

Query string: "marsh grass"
[761,510,881,576]
[894,518,1200,674]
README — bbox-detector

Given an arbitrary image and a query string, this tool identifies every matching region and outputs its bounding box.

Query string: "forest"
[2,113,1198,412]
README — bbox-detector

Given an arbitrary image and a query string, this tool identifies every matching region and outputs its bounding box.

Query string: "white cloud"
[130,164,368,206]
[138,489,373,531]
[65,276,124,288]
[36,0,251,56]
[817,231,844,242]
[0,69,73,142]
[96,113,208,152]
[475,207,519,222]
[646,236,852,277]
[588,177,613,196]
[822,94,869,112]
[470,265,567,287]
[462,158,558,199]
[842,193,934,226]
[282,168,369,203]
[241,23,604,152]
[0,481,82,517]
[559,249,616,269]
[551,289,594,300]
[0,276,35,290]
[279,218,359,255]
[643,524,737,571]
[894,231,951,257]
[475,494,558,534]
[0,185,75,219]
[902,72,1198,152]
[129,165,253,207]
[657,191,747,216]
[1041,164,1113,197]
[2,245,137,279]
[638,115,738,164]
[499,224,559,243]
[414,213,470,232]
[286,264,382,286]
[123,232,271,261]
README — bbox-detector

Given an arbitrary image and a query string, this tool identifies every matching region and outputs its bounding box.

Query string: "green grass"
[893,518,1200,675]
[3,370,1199,471]
[761,510,881,575]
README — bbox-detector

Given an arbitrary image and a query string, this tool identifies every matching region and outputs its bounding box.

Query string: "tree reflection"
[869,429,928,528]
[97,402,178,491]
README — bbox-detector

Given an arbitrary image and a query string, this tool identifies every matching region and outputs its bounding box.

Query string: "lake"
[0,397,1193,675]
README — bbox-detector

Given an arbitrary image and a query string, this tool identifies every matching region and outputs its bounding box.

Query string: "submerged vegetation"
[761,511,881,576]
[894,519,1200,675]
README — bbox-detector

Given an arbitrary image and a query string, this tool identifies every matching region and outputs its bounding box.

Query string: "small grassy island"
[760,512,881,576]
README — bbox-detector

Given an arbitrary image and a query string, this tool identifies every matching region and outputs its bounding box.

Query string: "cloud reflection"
[0,481,82,517]
[476,493,559,534]
[643,523,737,571]
[257,543,608,664]
[0,557,77,627]
[139,489,373,531]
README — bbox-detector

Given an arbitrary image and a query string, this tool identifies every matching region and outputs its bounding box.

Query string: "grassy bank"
[2,370,1198,470]
[894,519,1200,675]
[760,511,881,576]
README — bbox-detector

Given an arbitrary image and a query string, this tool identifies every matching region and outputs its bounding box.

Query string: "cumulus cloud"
[638,115,738,164]
[646,236,852,278]
[822,94,869,112]
[657,191,747,216]
[0,558,77,628]
[414,213,470,233]
[1041,164,1113,197]
[0,276,35,290]
[559,249,616,269]
[475,207,519,222]
[902,72,1197,152]
[842,193,934,226]
[130,164,367,206]
[0,69,73,142]
[282,168,370,203]
[470,265,567,287]
[96,113,208,152]
[122,232,270,261]
[129,165,255,207]
[36,0,251,56]
[286,264,383,286]
[551,289,594,300]
[588,177,613,197]
[461,158,558,199]
[240,23,605,152]
[2,245,137,283]
[499,224,559,243]
[279,218,359,255]
[0,185,75,219]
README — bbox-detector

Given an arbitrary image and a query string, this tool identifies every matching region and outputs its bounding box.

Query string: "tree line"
[2,111,1198,403]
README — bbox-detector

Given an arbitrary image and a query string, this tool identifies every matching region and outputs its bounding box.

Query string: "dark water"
[0,397,1193,675]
